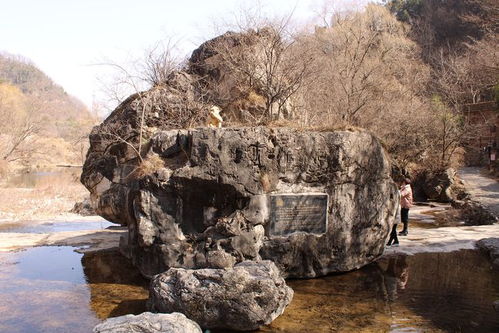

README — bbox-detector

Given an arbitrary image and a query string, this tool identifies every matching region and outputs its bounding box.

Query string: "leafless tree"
[207,14,315,123]
[0,86,41,164]
[140,39,184,87]
[298,5,429,132]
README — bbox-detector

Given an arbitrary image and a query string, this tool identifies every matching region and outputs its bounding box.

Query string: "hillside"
[387,0,499,105]
[0,52,98,172]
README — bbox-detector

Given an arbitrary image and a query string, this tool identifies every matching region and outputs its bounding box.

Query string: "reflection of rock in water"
[255,250,499,333]
[382,255,409,302]
[256,265,393,333]
[81,249,149,319]
[387,250,499,333]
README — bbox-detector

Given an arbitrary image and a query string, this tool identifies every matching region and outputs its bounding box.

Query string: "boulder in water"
[149,260,293,331]
[93,312,201,333]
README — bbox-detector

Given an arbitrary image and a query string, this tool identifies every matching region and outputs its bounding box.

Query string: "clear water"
[0,247,148,333]
[0,220,115,233]
[262,250,499,333]
[0,247,497,333]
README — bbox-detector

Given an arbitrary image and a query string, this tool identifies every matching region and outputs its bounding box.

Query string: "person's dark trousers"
[387,223,399,246]
[399,208,409,235]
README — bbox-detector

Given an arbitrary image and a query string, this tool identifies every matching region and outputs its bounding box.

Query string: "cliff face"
[82,126,398,278]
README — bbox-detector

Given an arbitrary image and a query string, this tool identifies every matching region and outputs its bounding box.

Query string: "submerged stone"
[82,127,398,278]
[93,312,201,333]
[148,260,293,331]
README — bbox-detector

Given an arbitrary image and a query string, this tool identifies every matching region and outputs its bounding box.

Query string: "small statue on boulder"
[207,105,223,128]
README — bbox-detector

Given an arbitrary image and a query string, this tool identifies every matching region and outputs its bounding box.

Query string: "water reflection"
[0,247,98,333]
[380,255,409,305]
[5,169,86,188]
[260,250,498,333]
[81,248,149,319]
[0,247,497,333]
[386,251,499,333]
[0,247,148,333]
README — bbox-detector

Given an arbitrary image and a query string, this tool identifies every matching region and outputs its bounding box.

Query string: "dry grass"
[127,154,166,179]
[225,120,368,135]
[311,124,366,133]
[0,171,88,222]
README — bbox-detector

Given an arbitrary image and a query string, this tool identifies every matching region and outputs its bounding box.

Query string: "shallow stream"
[0,220,114,233]
[0,245,497,333]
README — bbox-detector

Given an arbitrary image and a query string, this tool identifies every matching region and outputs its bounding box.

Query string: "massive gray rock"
[149,260,293,331]
[81,30,398,278]
[453,199,498,225]
[82,126,398,278]
[417,168,467,202]
[93,312,201,333]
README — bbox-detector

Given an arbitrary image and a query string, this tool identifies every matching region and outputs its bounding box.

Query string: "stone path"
[458,167,499,216]
[384,223,499,255]
[385,202,499,256]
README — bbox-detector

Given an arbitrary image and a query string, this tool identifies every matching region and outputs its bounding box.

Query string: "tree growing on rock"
[189,17,315,124]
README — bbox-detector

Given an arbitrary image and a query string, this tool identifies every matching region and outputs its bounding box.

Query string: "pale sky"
[0,0,329,109]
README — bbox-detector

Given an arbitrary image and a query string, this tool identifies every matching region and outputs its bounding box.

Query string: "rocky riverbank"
[0,208,497,332]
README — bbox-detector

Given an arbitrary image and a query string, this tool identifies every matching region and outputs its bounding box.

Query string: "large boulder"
[476,237,499,268]
[187,29,278,121]
[453,199,498,225]
[82,126,398,278]
[416,168,467,202]
[93,312,201,333]
[148,260,293,331]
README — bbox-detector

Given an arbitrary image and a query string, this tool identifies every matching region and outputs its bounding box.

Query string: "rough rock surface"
[82,126,398,278]
[149,260,293,331]
[81,30,398,277]
[187,29,286,120]
[93,312,201,333]
[70,197,95,216]
[476,237,499,268]
[417,168,467,202]
[453,199,498,225]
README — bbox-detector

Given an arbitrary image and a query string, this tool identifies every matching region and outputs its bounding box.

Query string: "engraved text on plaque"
[269,194,328,236]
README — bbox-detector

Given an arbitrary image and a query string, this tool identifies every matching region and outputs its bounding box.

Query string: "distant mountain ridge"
[0,52,97,169]
[0,52,95,140]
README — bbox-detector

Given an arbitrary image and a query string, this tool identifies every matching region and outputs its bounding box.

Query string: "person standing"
[398,178,413,236]
[387,200,400,247]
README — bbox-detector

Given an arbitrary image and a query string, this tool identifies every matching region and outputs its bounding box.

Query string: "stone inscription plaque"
[269,194,328,236]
